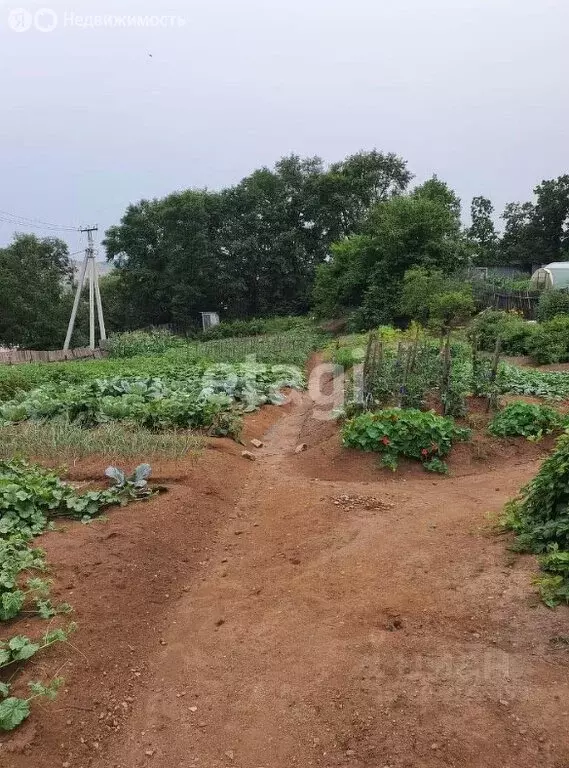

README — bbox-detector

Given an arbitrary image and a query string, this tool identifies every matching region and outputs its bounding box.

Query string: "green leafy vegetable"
[0,697,30,730]
[488,402,566,440]
[503,433,569,606]
[342,408,471,473]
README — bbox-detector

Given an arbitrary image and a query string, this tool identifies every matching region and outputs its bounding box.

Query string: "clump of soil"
[331,493,394,512]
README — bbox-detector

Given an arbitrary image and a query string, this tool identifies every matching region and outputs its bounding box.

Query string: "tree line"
[102,151,412,327]
[1,151,569,347]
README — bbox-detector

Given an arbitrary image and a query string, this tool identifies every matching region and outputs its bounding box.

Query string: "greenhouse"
[530,262,569,290]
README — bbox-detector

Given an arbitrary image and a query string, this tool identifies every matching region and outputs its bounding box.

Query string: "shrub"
[537,290,569,323]
[468,310,507,350]
[200,316,313,340]
[468,310,536,355]
[488,402,566,439]
[201,319,264,339]
[503,432,569,605]
[504,431,569,552]
[429,291,475,331]
[341,408,471,473]
[498,317,537,356]
[527,316,569,364]
[400,268,474,329]
[105,330,184,359]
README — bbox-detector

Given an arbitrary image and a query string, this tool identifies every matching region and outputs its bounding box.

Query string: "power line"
[0,209,80,230]
[0,209,80,232]
[0,218,79,233]
[0,219,79,233]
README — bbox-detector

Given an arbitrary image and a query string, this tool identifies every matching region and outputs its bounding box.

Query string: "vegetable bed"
[0,363,304,437]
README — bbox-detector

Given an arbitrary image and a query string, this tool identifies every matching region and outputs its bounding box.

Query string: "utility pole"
[63,226,107,351]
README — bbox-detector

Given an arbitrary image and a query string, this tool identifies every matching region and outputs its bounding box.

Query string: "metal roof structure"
[530,262,569,290]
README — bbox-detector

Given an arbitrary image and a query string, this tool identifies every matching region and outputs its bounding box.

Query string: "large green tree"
[323,150,413,236]
[500,175,569,268]
[0,234,82,349]
[104,190,227,328]
[532,175,569,261]
[500,201,537,268]
[313,177,468,327]
[103,150,412,326]
[468,196,498,265]
[218,156,328,317]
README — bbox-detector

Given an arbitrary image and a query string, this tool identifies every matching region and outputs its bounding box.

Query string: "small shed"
[200,312,220,331]
[530,262,569,290]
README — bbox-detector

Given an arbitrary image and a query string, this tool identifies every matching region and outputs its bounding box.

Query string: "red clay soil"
[3,394,569,768]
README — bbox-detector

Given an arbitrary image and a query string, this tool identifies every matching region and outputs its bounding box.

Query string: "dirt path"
[4,391,569,767]
[99,394,569,768]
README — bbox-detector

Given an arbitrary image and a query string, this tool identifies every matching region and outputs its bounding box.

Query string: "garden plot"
[0,363,304,438]
[3,330,569,764]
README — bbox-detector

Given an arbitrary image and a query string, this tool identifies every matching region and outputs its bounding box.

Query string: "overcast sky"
[0,0,567,255]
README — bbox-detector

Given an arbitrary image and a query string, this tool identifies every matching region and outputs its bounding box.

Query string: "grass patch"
[0,421,204,463]
[184,331,326,367]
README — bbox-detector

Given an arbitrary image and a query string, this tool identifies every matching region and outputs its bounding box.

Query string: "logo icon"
[8,7,33,32]
[34,7,57,32]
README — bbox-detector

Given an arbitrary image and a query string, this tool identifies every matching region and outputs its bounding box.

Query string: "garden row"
[0,327,324,400]
[0,328,322,448]
[0,461,158,731]
[329,330,569,412]
[0,362,304,440]
[343,401,569,473]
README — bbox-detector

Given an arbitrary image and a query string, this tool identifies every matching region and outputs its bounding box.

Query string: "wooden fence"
[0,347,107,365]
[473,285,540,319]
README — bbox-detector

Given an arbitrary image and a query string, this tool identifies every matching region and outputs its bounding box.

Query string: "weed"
[549,635,569,647]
